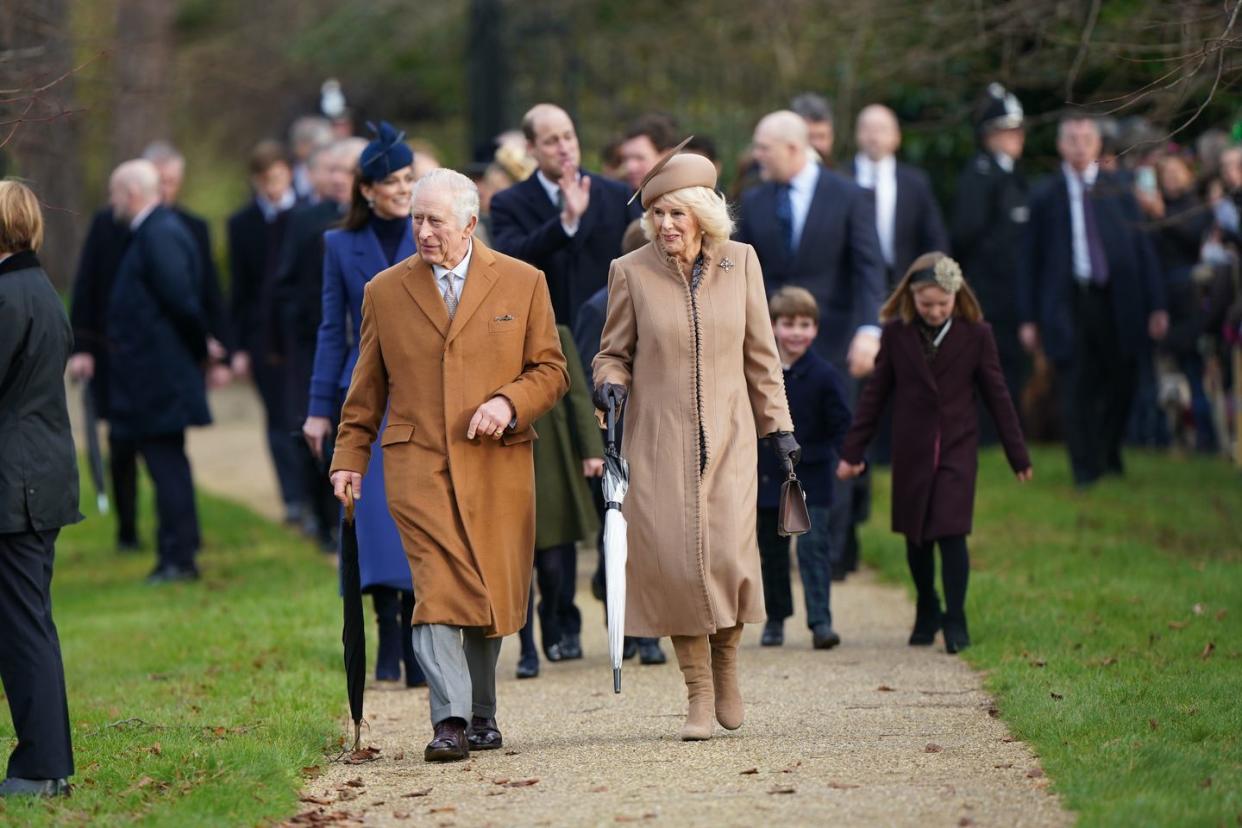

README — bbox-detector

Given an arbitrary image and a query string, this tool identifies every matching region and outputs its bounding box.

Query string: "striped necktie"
[442,274,459,319]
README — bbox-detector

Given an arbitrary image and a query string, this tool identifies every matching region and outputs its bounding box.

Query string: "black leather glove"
[593,382,628,413]
[768,430,801,469]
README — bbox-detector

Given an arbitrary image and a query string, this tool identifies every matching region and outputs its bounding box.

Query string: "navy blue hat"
[359,121,414,181]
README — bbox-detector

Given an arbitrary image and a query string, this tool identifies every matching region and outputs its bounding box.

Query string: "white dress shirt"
[256,189,297,223]
[432,239,474,305]
[1063,161,1099,282]
[994,152,1015,173]
[787,160,820,252]
[854,154,897,267]
[536,169,580,237]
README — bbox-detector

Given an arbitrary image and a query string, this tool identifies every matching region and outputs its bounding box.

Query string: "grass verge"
[0,483,343,826]
[862,446,1242,827]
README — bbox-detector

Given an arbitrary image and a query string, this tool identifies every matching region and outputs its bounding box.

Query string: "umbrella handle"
[344,481,356,524]
[606,394,617,447]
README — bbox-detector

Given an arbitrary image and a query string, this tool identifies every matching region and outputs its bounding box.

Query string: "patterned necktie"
[443,274,459,319]
[1079,174,1110,286]
[775,183,795,255]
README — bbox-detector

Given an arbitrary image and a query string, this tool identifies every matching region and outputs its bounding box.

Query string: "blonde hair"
[880,251,984,324]
[0,180,44,253]
[640,185,735,245]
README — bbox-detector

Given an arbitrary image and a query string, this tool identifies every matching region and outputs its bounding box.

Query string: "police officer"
[950,84,1030,427]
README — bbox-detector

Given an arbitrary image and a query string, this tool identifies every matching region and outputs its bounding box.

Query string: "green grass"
[862,446,1242,828]
[0,482,343,826]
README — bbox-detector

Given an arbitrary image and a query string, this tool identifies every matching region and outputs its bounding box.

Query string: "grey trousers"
[410,624,503,726]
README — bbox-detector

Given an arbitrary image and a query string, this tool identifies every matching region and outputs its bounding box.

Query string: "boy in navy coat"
[757,287,852,649]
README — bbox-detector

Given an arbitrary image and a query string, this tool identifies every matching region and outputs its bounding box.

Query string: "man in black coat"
[0,182,79,797]
[850,104,949,288]
[738,109,886,578]
[951,85,1031,421]
[228,141,303,524]
[69,142,230,552]
[274,138,359,549]
[1019,116,1168,487]
[107,160,211,582]
[490,103,639,328]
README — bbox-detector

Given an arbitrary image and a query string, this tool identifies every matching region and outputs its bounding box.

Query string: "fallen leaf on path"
[392,813,410,820]
[335,789,357,802]
[590,785,609,792]
[768,785,797,795]
[1026,768,1045,779]
[1050,692,1064,701]
[492,778,510,786]
[959,818,975,826]
[780,761,802,773]
[987,706,1000,718]
[1001,736,1016,743]
[344,777,365,788]
[503,750,520,755]
[739,768,759,775]
[614,814,656,823]
[506,778,540,787]
[925,744,943,753]
[827,781,860,789]
[993,763,1014,769]
[1168,620,1189,630]
[486,790,506,796]
[1201,641,1215,660]
[392,751,404,761]
[402,788,432,798]
[299,795,335,805]
[876,685,896,692]
[301,765,323,779]
[430,805,456,813]
[343,746,382,764]
[370,800,385,807]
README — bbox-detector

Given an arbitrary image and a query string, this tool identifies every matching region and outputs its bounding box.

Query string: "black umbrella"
[81,381,110,515]
[340,482,365,750]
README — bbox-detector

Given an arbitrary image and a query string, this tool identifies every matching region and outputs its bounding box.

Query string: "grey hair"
[791,92,833,125]
[413,167,480,227]
[1057,114,1101,142]
[142,140,184,166]
[111,159,161,198]
[289,115,333,150]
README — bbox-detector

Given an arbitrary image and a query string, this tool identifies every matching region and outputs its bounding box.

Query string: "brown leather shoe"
[424,717,469,762]
[467,715,503,751]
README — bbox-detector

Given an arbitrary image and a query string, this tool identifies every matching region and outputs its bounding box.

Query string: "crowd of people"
[4,80,1241,788]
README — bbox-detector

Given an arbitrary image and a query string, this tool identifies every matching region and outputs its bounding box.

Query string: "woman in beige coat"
[593,146,799,741]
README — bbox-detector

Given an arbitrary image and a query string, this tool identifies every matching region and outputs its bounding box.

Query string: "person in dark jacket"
[107,160,212,583]
[757,287,852,650]
[0,180,80,797]
[68,141,230,552]
[839,253,1031,654]
[951,84,1030,431]
[1018,116,1169,487]
[228,141,303,524]
[516,327,605,678]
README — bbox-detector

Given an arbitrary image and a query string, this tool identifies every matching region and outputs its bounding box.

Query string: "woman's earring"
[366,198,375,209]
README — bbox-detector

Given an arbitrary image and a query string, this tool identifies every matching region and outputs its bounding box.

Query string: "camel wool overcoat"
[593,238,793,637]
[331,239,569,637]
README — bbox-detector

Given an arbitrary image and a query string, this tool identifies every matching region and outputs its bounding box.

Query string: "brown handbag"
[777,460,811,537]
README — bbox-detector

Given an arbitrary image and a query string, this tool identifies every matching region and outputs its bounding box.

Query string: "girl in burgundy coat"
[837,252,1032,653]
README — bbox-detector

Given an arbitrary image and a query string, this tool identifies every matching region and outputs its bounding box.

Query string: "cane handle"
[344,481,356,524]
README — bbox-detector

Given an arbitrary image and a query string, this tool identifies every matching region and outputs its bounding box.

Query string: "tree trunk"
[0,0,85,291]
[111,0,174,165]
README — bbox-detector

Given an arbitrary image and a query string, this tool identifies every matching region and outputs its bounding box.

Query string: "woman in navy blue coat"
[302,123,424,685]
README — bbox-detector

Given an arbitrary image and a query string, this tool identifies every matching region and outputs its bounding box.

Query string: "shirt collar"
[536,169,577,206]
[993,152,1015,173]
[130,202,158,231]
[788,159,820,194]
[256,189,296,222]
[1063,160,1098,186]
[432,239,474,283]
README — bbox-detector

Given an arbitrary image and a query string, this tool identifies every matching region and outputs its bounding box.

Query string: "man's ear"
[464,215,479,237]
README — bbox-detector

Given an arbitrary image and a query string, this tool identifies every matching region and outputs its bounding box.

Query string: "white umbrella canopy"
[601,393,630,693]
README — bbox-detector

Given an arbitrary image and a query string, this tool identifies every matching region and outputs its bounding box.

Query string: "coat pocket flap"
[380,423,415,445]
[501,426,538,446]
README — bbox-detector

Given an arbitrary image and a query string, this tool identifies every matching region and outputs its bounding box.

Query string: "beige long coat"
[593,238,793,637]
[331,240,568,637]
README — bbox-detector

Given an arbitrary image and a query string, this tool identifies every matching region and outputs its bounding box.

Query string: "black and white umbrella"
[602,392,630,694]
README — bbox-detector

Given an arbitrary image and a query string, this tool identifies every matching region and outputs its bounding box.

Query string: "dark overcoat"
[106,206,211,439]
[840,319,1030,544]
[757,349,851,510]
[0,252,83,533]
[533,326,604,549]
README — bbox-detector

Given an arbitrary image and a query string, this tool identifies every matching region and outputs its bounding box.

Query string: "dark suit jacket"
[737,166,886,368]
[757,350,851,509]
[850,159,950,286]
[1020,170,1166,363]
[571,285,609,379]
[950,153,1029,326]
[172,206,231,353]
[228,200,292,356]
[490,170,638,325]
[106,206,211,439]
[0,252,83,533]
[841,319,1029,544]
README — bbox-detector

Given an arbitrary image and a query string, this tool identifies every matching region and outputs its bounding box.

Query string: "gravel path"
[74,382,1070,826]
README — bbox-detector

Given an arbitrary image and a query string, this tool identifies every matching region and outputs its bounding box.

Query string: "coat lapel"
[401,255,450,339]
[445,240,501,346]
[931,318,968,383]
[899,322,938,390]
[794,168,838,269]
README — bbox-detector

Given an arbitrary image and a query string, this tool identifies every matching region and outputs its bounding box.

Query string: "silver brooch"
[719,257,735,271]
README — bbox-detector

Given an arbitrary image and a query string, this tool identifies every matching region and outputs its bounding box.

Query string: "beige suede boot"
[670,635,714,741]
[709,624,744,730]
